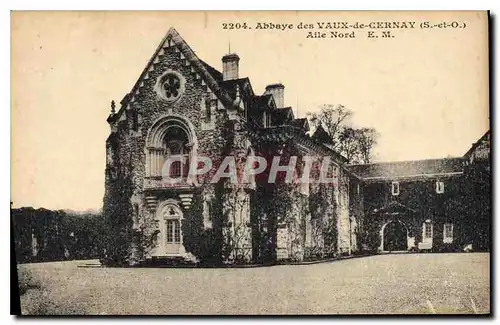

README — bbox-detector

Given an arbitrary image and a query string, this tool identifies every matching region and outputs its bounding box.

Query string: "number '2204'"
[222,23,250,29]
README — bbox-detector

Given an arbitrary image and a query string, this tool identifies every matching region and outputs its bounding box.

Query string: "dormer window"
[436,181,444,194]
[263,112,271,128]
[391,181,400,196]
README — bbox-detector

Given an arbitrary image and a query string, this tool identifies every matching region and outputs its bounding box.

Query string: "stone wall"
[360,177,468,253]
[336,170,351,254]
[222,188,253,263]
[267,150,349,262]
[103,33,357,265]
[103,39,241,264]
[348,177,364,253]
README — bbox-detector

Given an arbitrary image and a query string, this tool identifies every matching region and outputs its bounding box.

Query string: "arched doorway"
[383,220,408,251]
[156,200,184,256]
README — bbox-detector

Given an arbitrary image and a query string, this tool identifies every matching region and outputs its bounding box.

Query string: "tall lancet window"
[164,127,190,178]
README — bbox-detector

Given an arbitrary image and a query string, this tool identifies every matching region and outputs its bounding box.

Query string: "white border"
[5,1,498,323]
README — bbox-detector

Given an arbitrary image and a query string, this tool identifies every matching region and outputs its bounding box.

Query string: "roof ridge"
[349,157,464,167]
[464,129,490,157]
[112,27,234,120]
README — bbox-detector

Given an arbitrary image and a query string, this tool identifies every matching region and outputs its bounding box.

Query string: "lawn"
[17,253,490,315]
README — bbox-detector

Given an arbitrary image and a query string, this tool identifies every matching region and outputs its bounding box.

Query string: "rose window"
[155,71,185,102]
[163,74,181,99]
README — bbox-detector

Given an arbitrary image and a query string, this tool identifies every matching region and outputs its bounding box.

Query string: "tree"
[356,127,378,164]
[307,104,379,164]
[308,104,352,142]
[338,127,359,163]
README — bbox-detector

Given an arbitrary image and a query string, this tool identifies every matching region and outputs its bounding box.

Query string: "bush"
[197,229,222,265]
[304,246,324,261]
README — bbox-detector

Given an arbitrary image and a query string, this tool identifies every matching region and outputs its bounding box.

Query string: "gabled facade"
[103,28,357,265]
[103,27,490,266]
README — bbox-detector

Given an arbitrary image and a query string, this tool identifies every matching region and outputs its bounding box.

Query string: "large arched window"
[145,115,198,183]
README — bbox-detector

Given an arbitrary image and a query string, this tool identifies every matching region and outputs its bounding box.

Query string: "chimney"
[222,53,240,81]
[265,83,285,108]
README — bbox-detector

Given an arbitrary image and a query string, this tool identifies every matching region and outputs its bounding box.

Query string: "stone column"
[154,150,158,177]
[152,150,157,177]
[158,149,165,177]
[146,150,151,177]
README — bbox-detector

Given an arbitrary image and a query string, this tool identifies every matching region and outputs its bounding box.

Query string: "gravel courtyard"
[18,253,490,315]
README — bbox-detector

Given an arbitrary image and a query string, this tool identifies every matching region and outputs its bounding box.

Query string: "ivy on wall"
[181,187,224,265]
[102,125,134,266]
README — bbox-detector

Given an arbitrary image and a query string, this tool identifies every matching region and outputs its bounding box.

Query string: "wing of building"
[102,27,491,266]
[348,130,491,253]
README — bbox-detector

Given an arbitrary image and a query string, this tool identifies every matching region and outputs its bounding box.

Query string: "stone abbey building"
[103,28,490,265]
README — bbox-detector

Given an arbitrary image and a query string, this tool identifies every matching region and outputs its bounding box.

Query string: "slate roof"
[312,125,334,145]
[464,130,490,157]
[219,78,251,95]
[373,201,418,215]
[348,158,465,181]
[109,27,349,167]
[271,107,294,125]
[290,118,309,131]
[200,60,223,81]
[249,94,274,111]
[251,125,348,164]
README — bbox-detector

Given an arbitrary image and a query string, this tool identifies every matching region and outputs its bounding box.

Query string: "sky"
[11,11,489,210]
